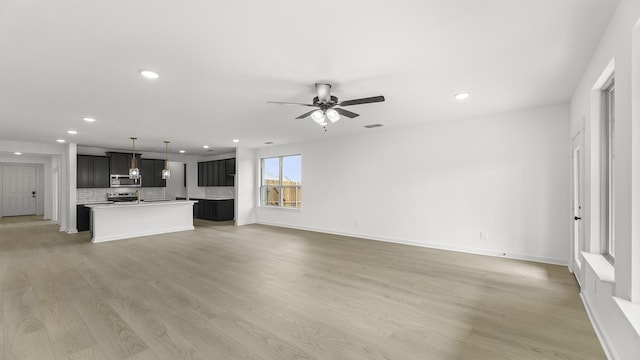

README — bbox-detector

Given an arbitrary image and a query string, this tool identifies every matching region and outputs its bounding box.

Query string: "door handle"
[574,216,582,220]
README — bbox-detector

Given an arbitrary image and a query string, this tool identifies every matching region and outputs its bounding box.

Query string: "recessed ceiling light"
[179,150,185,153]
[139,70,159,79]
[232,139,239,143]
[14,152,21,155]
[56,139,66,143]
[67,130,78,134]
[454,92,470,101]
[83,117,96,122]
[202,145,210,149]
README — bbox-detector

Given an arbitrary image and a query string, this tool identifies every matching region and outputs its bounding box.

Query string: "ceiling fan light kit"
[268,83,385,128]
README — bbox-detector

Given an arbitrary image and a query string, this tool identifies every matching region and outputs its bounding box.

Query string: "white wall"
[0,156,48,217]
[0,141,68,230]
[236,147,256,225]
[252,103,570,264]
[569,0,640,358]
[165,161,186,200]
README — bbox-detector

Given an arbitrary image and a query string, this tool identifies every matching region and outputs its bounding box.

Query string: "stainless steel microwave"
[110,174,141,187]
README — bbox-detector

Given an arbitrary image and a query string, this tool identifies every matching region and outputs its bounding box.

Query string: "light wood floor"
[0,216,605,360]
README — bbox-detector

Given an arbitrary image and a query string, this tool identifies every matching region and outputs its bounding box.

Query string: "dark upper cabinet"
[217,161,225,186]
[197,158,236,187]
[77,155,93,188]
[208,161,215,186]
[225,158,235,186]
[93,156,110,188]
[140,158,167,187]
[108,152,140,175]
[198,162,205,186]
[77,155,109,188]
[154,160,167,187]
[140,159,155,187]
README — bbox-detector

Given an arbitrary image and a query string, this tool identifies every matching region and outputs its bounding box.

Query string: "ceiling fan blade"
[267,101,316,107]
[338,96,385,107]
[295,109,318,119]
[334,108,359,118]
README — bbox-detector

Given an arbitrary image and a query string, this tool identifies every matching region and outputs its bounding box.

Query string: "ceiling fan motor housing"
[312,95,339,108]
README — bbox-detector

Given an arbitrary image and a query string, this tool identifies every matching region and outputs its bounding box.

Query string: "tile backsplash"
[77,187,166,204]
[205,187,235,198]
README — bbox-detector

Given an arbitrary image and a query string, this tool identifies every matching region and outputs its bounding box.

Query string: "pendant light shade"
[326,108,340,123]
[310,109,325,124]
[162,141,171,180]
[129,137,140,180]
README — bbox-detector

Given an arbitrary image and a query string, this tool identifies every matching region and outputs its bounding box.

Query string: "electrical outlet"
[480,232,489,241]
[354,220,360,227]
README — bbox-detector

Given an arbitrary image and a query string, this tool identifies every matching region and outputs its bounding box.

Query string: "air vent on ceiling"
[364,124,383,129]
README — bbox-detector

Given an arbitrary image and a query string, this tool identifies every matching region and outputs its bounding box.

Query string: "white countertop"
[85,200,196,209]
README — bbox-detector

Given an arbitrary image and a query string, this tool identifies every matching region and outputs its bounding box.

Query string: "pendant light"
[162,140,171,180]
[129,137,140,180]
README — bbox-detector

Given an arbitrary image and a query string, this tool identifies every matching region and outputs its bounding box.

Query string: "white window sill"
[257,205,302,212]
[581,252,615,283]
[613,297,640,338]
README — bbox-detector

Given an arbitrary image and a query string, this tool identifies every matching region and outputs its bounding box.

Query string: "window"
[603,77,615,260]
[260,155,301,208]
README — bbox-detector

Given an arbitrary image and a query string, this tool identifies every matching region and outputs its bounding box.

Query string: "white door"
[2,165,37,216]
[571,132,585,272]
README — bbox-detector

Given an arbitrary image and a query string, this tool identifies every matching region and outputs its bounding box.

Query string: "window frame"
[602,76,615,262]
[259,154,301,209]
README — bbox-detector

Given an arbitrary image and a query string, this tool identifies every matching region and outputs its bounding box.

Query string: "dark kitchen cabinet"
[225,158,235,186]
[217,161,225,186]
[198,162,205,186]
[154,160,167,187]
[140,159,155,187]
[76,205,90,231]
[140,158,166,187]
[197,158,236,187]
[77,155,93,188]
[192,199,206,219]
[191,199,234,221]
[108,152,141,175]
[93,156,110,188]
[208,161,215,186]
[205,200,216,220]
[216,199,234,221]
[77,155,109,188]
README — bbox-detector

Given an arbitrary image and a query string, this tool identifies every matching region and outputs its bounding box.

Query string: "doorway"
[571,131,585,273]
[2,165,37,217]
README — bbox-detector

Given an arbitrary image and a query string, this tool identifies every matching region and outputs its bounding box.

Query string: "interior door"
[2,165,37,216]
[571,132,585,272]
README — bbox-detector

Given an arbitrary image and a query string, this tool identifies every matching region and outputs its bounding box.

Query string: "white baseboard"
[255,221,568,266]
[581,293,616,360]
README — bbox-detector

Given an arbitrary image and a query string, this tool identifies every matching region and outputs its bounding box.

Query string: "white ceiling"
[0,0,618,155]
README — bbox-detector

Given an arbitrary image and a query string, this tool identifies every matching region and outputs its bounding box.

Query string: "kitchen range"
[107,192,139,203]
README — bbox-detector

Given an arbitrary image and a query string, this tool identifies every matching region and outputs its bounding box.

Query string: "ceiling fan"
[267,83,385,126]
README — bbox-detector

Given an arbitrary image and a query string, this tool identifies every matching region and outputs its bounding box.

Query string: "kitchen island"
[85,200,196,243]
